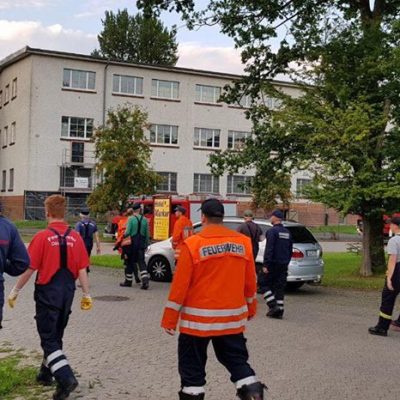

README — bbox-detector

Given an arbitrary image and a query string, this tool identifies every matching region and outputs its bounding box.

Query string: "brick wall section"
[0,195,25,220]
[237,201,359,227]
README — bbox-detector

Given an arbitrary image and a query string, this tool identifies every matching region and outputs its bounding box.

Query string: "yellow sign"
[153,198,171,241]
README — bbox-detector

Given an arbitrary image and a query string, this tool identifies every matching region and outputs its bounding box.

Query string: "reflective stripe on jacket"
[161,224,257,337]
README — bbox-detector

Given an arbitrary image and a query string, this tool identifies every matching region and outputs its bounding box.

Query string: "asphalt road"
[1,266,399,400]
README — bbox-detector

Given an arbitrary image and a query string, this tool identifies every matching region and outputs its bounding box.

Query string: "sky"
[0,0,245,74]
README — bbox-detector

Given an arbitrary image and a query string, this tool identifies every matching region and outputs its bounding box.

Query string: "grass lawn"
[91,254,123,269]
[309,225,358,235]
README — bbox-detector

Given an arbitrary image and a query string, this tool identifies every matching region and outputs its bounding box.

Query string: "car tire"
[148,255,172,282]
[286,282,304,291]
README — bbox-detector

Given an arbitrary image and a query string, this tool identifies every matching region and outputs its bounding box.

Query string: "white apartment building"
[0,47,316,220]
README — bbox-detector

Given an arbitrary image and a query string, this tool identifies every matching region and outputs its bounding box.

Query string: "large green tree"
[139,1,400,276]
[92,9,178,65]
[88,105,160,213]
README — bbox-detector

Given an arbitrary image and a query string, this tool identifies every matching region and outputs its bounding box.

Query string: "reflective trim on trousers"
[50,359,69,374]
[235,375,258,389]
[46,350,63,364]
[182,386,206,395]
[380,311,392,320]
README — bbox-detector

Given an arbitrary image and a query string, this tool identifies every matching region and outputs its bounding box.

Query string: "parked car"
[145,217,324,290]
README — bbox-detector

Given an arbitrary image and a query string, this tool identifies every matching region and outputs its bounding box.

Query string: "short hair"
[126,208,134,216]
[44,195,66,218]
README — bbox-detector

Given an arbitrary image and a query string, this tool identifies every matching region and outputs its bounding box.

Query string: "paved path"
[2,267,400,400]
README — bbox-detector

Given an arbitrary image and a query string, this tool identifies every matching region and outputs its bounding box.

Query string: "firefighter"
[7,195,92,400]
[120,203,150,290]
[161,198,266,400]
[369,215,400,336]
[171,205,193,250]
[0,201,30,329]
[259,209,293,319]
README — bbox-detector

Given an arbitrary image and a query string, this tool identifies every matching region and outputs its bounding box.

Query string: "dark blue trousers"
[34,268,76,383]
[178,333,255,388]
[259,263,288,310]
[378,263,400,330]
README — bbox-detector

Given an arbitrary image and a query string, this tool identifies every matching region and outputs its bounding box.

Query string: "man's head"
[175,205,186,219]
[132,203,141,213]
[270,209,284,225]
[243,209,254,221]
[80,208,90,219]
[389,215,400,233]
[200,198,224,225]
[45,195,66,220]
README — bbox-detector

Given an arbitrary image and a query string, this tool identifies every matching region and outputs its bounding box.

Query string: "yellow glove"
[81,294,93,311]
[8,287,20,308]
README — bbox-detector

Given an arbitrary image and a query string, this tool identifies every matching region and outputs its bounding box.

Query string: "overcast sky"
[0,0,247,74]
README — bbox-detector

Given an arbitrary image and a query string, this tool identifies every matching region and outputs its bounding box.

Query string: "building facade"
[0,47,352,225]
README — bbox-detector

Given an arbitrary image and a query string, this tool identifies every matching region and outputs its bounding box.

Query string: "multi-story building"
[0,46,350,225]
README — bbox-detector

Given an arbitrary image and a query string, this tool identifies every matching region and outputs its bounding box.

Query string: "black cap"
[132,203,141,211]
[200,198,224,218]
[80,208,90,216]
[175,205,186,214]
[271,209,284,219]
[388,216,400,226]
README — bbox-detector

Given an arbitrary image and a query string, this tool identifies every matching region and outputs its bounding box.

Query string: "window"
[60,167,92,188]
[195,84,221,104]
[227,130,251,150]
[150,124,178,145]
[151,79,179,99]
[0,90,2,108]
[61,117,94,139]
[227,175,252,195]
[194,128,220,149]
[4,84,10,104]
[239,94,252,108]
[10,122,16,145]
[157,172,177,192]
[62,68,96,90]
[11,78,17,99]
[193,173,219,194]
[296,178,312,198]
[71,142,84,163]
[1,170,6,192]
[2,126,8,148]
[8,168,14,191]
[112,74,143,96]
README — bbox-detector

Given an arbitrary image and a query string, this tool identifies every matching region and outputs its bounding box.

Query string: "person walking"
[237,209,263,262]
[7,195,92,400]
[171,205,193,251]
[75,208,101,257]
[120,203,150,290]
[259,209,293,319]
[369,215,400,336]
[0,201,30,329]
[161,198,266,400]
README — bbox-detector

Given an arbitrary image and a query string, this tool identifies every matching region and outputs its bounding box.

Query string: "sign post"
[153,197,171,241]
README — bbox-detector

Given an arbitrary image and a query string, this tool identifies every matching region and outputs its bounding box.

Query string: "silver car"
[145,217,324,290]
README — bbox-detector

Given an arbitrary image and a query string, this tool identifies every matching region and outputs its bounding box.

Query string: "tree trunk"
[360,213,385,276]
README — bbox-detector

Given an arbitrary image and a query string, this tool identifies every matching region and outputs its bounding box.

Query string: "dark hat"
[175,205,186,214]
[132,203,141,211]
[388,215,400,226]
[80,208,90,216]
[271,209,284,219]
[200,198,224,218]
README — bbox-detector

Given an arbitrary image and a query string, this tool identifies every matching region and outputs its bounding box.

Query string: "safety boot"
[266,306,283,319]
[368,325,387,336]
[36,364,54,386]
[141,277,149,290]
[119,280,132,287]
[53,376,78,400]
[178,390,205,399]
[237,382,267,400]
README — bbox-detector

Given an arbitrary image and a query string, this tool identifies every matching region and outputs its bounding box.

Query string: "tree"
[87,105,160,213]
[139,0,400,276]
[92,9,178,65]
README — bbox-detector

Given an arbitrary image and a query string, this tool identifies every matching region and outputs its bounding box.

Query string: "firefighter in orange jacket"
[171,206,193,250]
[161,198,266,400]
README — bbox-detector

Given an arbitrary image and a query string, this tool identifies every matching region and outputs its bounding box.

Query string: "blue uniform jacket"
[263,223,293,266]
[75,219,98,247]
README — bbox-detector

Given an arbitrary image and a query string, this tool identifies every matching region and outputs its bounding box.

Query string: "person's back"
[237,212,263,260]
[172,206,193,250]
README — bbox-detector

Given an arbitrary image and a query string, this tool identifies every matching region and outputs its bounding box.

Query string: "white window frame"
[62,68,96,91]
[150,124,178,146]
[227,175,252,195]
[4,84,10,104]
[157,172,177,192]
[193,173,220,194]
[195,84,221,104]
[1,170,6,192]
[2,126,8,148]
[8,168,14,191]
[194,128,220,149]
[227,130,251,150]
[0,90,2,108]
[296,178,312,198]
[112,74,143,96]
[11,78,17,99]
[10,122,16,145]
[61,116,94,140]
[151,79,180,100]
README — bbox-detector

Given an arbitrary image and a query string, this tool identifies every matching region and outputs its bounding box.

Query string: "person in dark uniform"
[369,215,400,336]
[75,208,101,257]
[0,201,30,329]
[120,203,150,290]
[8,195,92,400]
[259,209,293,319]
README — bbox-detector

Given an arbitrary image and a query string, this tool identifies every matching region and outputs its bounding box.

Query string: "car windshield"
[287,226,317,243]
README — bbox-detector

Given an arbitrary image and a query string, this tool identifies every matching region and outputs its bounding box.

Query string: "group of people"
[2,195,400,400]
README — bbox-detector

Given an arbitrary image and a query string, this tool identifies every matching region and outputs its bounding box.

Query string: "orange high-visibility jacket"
[171,215,194,249]
[161,224,257,337]
[115,216,128,244]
